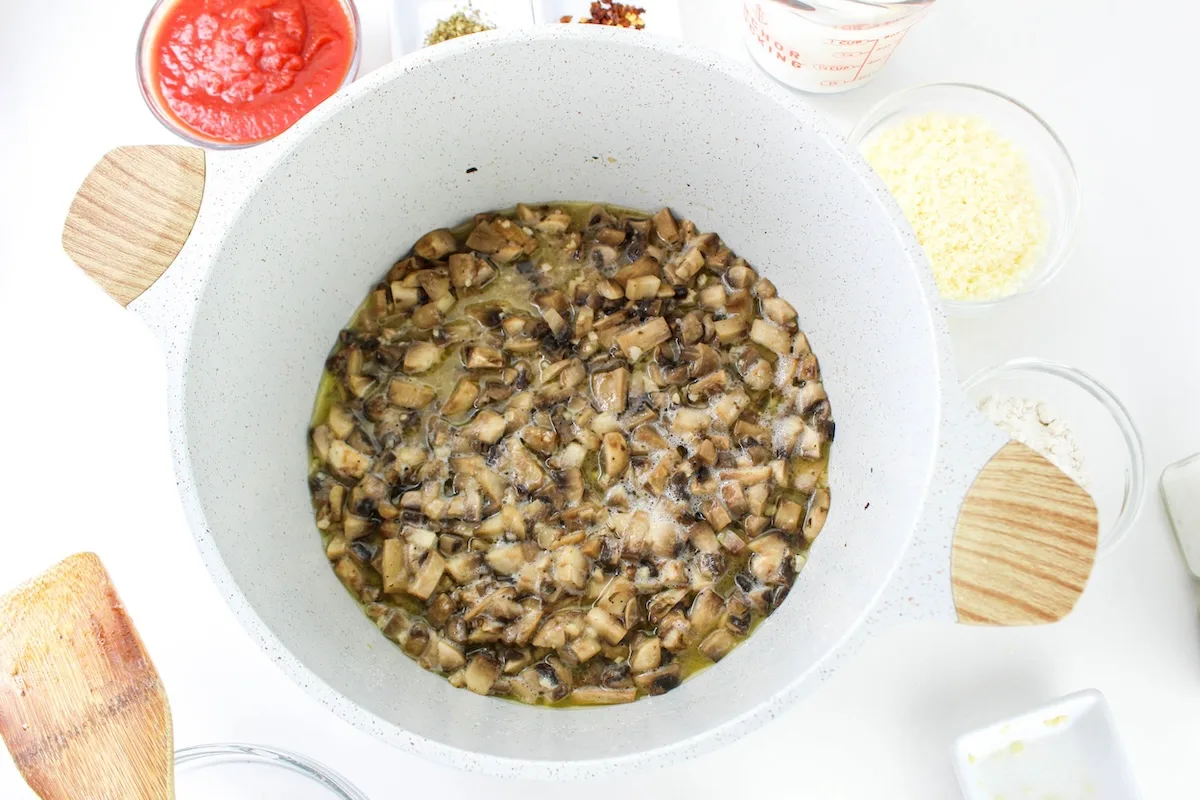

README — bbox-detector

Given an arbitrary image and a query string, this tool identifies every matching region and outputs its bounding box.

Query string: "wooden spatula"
[0,553,173,799]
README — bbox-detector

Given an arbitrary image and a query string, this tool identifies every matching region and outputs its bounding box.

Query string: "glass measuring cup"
[741,0,936,93]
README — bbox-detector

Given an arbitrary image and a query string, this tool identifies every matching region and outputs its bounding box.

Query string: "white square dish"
[953,689,1142,800]
[1162,452,1200,579]
[389,1,536,58]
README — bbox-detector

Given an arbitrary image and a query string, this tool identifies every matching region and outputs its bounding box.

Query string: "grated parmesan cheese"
[862,113,1045,302]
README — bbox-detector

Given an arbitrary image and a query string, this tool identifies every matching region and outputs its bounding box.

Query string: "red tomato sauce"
[147,0,356,145]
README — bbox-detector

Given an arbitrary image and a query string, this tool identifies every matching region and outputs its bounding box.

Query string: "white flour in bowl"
[978,394,1088,487]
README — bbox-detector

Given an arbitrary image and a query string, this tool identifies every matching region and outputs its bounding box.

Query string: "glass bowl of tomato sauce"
[137,0,362,148]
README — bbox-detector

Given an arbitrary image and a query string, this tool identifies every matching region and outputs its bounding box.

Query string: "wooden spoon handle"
[951,441,1099,625]
[0,554,173,799]
[62,145,206,306]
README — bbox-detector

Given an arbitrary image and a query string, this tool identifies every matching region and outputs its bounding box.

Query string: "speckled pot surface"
[129,26,1006,778]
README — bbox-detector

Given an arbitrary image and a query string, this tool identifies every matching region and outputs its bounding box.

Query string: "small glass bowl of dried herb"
[425,4,495,46]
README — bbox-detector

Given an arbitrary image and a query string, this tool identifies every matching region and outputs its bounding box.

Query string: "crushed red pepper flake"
[569,1,647,29]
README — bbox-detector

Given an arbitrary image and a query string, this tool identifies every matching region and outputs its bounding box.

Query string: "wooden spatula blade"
[0,553,172,799]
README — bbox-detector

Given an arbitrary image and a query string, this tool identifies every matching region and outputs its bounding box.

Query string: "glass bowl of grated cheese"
[848,83,1080,312]
[962,359,1145,556]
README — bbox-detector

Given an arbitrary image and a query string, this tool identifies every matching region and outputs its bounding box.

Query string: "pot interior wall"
[182,32,941,763]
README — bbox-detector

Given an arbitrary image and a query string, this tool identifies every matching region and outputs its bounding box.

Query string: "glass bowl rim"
[961,357,1146,556]
[135,0,363,150]
[847,82,1081,312]
[174,742,371,799]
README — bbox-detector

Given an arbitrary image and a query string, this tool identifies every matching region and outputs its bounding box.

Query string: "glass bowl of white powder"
[962,359,1145,556]
[174,744,370,799]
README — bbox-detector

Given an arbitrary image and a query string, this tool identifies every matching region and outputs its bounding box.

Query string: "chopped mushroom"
[585,607,627,645]
[441,377,480,417]
[464,345,505,370]
[388,378,436,409]
[465,220,507,254]
[652,208,680,245]
[698,629,736,662]
[797,424,822,460]
[335,556,366,595]
[445,552,482,583]
[465,410,506,444]
[391,284,420,308]
[749,319,792,355]
[614,257,660,285]
[514,660,571,703]
[381,539,407,593]
[521,426,557,455]
[687,369,728,402]
[486,543,525,575]
[508,441,546,494]
[414,228,457,260]
[616,318,672,360]
[713,318,747,343]
[599,432,630,486]
[803,487,830,543]
[327,405,356,439]
[437,640,466,672]
[465,653,501,695]
[687,588,725,637]
[406,550,446,600]
[774,499,803,533]
[643,451,681,495]
[569,686,637,705]
[552,546,588,592]
[748,533,791,584]
[670,407,708,436]
[762,297,798,326]
[403,340,441,371]
[634,663,681,695]
[713,391,751,427]
[629,635,662,673]
[701,498,733,532]
[796,380,828,413]
[591,367,629,413]
[311,426,334,461]
[416,271,452,302]
[310,203,834,706]
[448,253,482,289]
[327,440,370,479]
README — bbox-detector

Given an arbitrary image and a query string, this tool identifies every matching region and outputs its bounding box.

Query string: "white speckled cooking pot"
[64,26,1099,779]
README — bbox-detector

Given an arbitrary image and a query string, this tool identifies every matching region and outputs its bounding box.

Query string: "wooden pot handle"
[62,145,206,306]
[951,441,1099,626]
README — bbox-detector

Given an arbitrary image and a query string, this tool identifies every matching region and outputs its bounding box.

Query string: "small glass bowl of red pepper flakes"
[137,0,362,149]
[560,1,647,29]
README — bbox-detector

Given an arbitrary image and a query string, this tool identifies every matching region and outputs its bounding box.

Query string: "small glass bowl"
[136,0,363,149]
[848,83,1080,313]
[175,743,370,799]
[961,359,1145,556]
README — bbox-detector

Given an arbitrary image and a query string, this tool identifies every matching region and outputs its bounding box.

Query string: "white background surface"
[1,0,1198,797]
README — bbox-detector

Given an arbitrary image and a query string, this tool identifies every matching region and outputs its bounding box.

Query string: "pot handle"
[65,146,1099,627]
[950,437,1099,625]
[62,146,206,306]
[872,396,1099,629]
